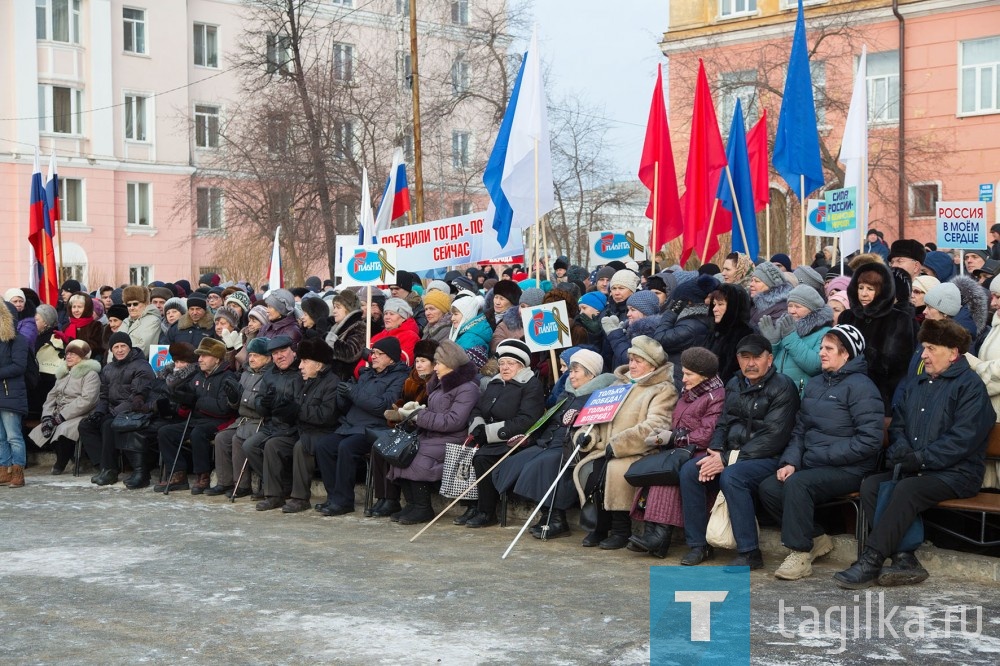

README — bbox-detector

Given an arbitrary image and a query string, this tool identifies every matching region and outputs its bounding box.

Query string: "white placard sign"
[338,244,398,287]
[520,301,571,353]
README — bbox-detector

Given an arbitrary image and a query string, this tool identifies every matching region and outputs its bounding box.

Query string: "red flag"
[680,60,728,264]
[638,66,682,255]
[28,151,59,305]
[746,108,770,213]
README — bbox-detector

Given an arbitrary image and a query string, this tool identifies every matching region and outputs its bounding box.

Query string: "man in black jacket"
[678,334,800,570]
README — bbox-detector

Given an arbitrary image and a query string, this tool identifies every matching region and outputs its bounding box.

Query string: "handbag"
[372,412,420,468]
[110,411,151,433]
[440,437,479,499]
[873,464,925,552]
[624,446,694,487]
[705,451,759,549]
[579,463,608,532]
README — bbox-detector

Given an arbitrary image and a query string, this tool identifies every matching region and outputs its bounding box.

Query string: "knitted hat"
[383,297,413,319]
[372,336,402,363]
[60,279,82,293]
[108,331,133,349]
[452,275,477,293]
[122,285,149,304]
[595,266,616,282]
[35,304,58,329]
[213,307,240,330]
[300,296,329,323]
[826,324,866,359]
[150,287,173,302]
[968,249,989,262]
[496,339,531,368]
[245,337,270,356]
[567,265,589,283]
[924,282,961,317]
[297,338,334,365]
[828,291,850,311]
[519,288,545,308]
[825,275,851,297]
[492,280,522,306]
[422,290,452,317]
[266,335,294,352]
[169,342,199,363]
[265,288,296,317]
[680,347,719,378]
[194,338,227,360]
[187,295,208,311]
[626,291,660,316]
[4,288,24,302]
[787,284,825,312]
[888,239,926,265]
[579,291,607,313]
[752,262,784,289]
[389,271,415,293]
[413,339,440,362]
[199,273,219,287]
[163,297,186,316]
[736,333,772,355]
[922,251,954,281]
[911,275,940,295]
[918,318,971,354]
[248,305,269,326]
[435,339,470,370]
[225,291,251,313]
[305,276,323,292]
[698,263,721,276]
[794,266,826,294]
[427,279,451,295]
[770,253,792,272]
[332,288,361,313]
[570,349,604,378]
[450,293,483,322]
[107,304,129,322]
[627,335,667,368]
[64,339,92,360]
[610,270,640,293]
[672,274,718,304]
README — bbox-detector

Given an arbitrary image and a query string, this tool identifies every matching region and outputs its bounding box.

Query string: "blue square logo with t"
[650,567,750,664]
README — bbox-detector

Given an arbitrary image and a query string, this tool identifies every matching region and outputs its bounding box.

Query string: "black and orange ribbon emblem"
[377,248,396,283]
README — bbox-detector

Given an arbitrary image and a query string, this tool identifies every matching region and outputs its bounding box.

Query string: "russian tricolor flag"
[28,149,59,305]
[374,147,411,236]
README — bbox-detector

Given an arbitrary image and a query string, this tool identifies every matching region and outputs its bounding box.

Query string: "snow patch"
[0,546,162,579]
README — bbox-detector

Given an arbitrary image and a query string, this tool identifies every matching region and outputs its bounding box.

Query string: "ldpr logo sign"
[650,567,750,664]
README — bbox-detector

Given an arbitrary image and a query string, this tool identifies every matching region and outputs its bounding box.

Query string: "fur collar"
[55,358,102,380]
[950,275,989,335]
[794,305,833,337]
[329,309,363,336]
[627,314,661,338]
[752,282,792,314]
[178,312,214,331]
[564,372,618,397]
[0,305,14,342]
[433,361,478,393]
[501,307,523,331]
[612,361,672,386]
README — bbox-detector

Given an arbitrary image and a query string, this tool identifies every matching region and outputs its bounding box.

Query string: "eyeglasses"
[126,302,142,307]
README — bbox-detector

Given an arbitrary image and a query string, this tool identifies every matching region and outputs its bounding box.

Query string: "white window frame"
[718,70,759,133]
[126,182,152,227]
[60,263,86,284]
[335,200,355,230]
[779,0,826,9]
[124,93,150,142]
[194,104,220,149]
[123,7,146,55]
[451,0,469,25]
[193,22,219,68]
[811,60,827,128]
[396,0,410,17]
[959,36,1000,116]
[196,187,224,231]
[333,42,354,83]
[719,0,757,19]
[452,130,470,169]
[129,265,153,286]
[38,85,84,135]
[36,0,81,44]
[59,177,84,225]
[451,55,469,96]
[331,0,353,6]
[909,182,940,219]
[866,50,900,124]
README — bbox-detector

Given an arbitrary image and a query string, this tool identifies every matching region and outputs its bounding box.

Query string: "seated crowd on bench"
[2,234,999,589]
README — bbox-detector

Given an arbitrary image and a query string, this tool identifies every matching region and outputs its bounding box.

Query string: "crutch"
[502,423,595,560]
[163,411,193,496]
[230,420,262,503]
[538,409,582,541]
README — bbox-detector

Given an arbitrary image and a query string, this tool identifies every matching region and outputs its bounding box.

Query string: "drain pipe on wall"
[893,0,906,239]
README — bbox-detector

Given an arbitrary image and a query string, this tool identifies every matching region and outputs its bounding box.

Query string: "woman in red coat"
[356,297,419,377]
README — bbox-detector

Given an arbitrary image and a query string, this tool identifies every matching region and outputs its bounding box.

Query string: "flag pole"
[701,199,719,263]
[799,175,807,267]
[365,288,372,348]
[56,215,64,285]
[652,162,659,272]
[765,203,771,258]
[725,165,751,255]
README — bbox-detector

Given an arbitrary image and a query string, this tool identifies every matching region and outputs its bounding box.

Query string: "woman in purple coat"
[628,347,725,558]
[390,340,479,525]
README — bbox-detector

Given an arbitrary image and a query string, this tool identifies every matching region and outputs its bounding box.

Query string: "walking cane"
[230,420,262,503]
[502,423,595,560]
[163,411,193,496]
[539,408,581,541]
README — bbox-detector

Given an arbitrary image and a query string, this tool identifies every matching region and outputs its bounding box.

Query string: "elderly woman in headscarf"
[5,288,39,348]
[572,336,677,549]
[720,252,755,291]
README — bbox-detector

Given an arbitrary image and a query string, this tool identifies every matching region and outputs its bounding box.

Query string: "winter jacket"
[295,365,341,435]
[336,361,408,435]
[653,303,713,389]
[325,309,366,380]
[864,239,890,261]
[222,362,270,440]
[28,359,101,446]
[703,283,754,384]
[173,360,237,421]
[257,313,301,348]
[780,355,884,478]
[97,347,154,415]
[125,305,164,353]
[469,367,545,446]
[888,355,995,497]
[391,361,479,483]
[16,311,39,349]
[606,314,661,370]
[490,307,524,353]
[838,262,915,415]
[254,359,305,438]
[356,318,420,376]
[574,363,677,511]
[598,298,630,371]
[451,313,492,355]
[0,332,30,415]
[951,275,990,343]
[710,365,800,462]
[750,282,792,331]
[159,311,215,349]
[668,377,726,452]
[772,306,832,388]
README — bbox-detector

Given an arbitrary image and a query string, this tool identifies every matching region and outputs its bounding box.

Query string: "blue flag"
[772,0,824,199]
[717,100,759,261]
[482,55,526,247]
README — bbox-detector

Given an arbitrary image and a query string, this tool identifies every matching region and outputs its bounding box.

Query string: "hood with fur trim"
[177,310,215,331]
[950,275,989,336]
[0,302,15,342]
[751,282,792,315]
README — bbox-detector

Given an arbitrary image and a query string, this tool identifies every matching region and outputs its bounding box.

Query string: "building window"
[124,94,148,141]
[397,51,412,90]
[402,134,414,162]
[331,0,353,6]
[811,60,827,127]
[123,7,146,54]
[335,200,355,230]
[451,201,471,217]
[780,0,826,8]
[194,104,220,149]
[60,264,85,284]
[193,23,218,68]
[36,0,81,44]
[867,50,900,123]
[718,69,759,130]
[451,1,468,25]
[333,120,354,160]
[38,85,83,135]
[59,177,83,223]
[266,32,294,75]
[719,0,756,19]
[452,130,470,168]
[126,182,151,226]
[397,0,410,17]
[960,36,1000,115]
[196,187,224,230]
[910,183,939,218]
[451,56,469,95]
[333,43,354,83]
[267,114,289,154]
[129,265,152,285]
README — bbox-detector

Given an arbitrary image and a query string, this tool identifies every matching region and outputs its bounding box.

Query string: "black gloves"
[222,378,242,405]
[669,299,689,314]
[258,388,276,414]
[174,389,196,408]
[130,395,146,412]
[272,400,299,421]
[156,398,174,419]
[471,424,488,447]
[575,433,592,449]
[336,382,353,399]
[892,448,921,473]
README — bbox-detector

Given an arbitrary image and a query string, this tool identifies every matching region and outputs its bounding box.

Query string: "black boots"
[452,503,479,525]
[122,451,150,490]
[530,509,571,539]
[369,498,402,518]
[628,522,673,558]
[391,481,415,522]
[680,545,714,566]
[877,552,930,587]
[398,481,435,525]
[598,511,632,550]
[52,437,75,475]
[834,547,886,590]
[92,468,119,486]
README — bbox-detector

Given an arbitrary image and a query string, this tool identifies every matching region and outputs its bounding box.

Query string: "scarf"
[683,375,725,402]
[55,315,94,343]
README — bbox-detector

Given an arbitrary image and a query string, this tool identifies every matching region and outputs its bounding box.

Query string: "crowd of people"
[1,226,999,590]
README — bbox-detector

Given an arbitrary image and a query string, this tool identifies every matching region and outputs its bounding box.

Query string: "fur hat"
[36,304,58,329]
[554,256,569,271]
[752,262,784,289]
[122,285,149,305]
[579,291,607,313]
[918,318,971,354]
[492,280,522,306]
[163,297,187,316]
[213,307,240,330]
[389,271,415,293]
[371,336,402,363]
[245,337,270,356]
[194,337,227,360]
[383,297,413,319]
[64,339,92,359]
[519,288,545,308]
[332,288,361,313]
[626,291,660,316]
[826,324,866,360]
[168,342,198,363]
[435,339,470,370]
[225,291,251,313]
[300,296,329,323]
[413,339,440,363]
[627,335,667,368]
[496,339,531,368]
[305,276,323,292]
[610,270,640,293]
[888,239,926,265]
[265,289,296,317]
[570,349,604,378]
[297,338,334,365]
[924,282,961,317]
[422,290,452,317]
[787,284,825,312]
[680,347,719,378]
[108,331,133,349]
[567,265,589,283]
